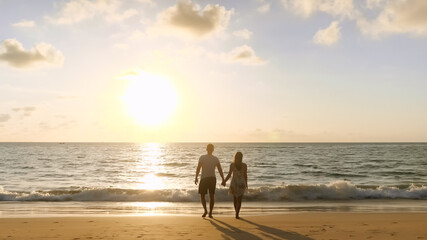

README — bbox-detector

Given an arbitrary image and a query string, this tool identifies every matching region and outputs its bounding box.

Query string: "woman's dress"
[229,164,246,197]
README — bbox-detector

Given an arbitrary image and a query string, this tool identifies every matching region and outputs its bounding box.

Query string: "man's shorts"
[198,177,216,195]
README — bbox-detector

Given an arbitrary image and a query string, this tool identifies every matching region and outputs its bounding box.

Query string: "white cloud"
[282,0,427,40]
[282,0,316,17]
[358,0,427,38]
[105,8,138,22]
[45,0,137,25]
[313,21,341,46]
[282,0,355,19]
[12,20,36,28]
[0,39,64,69]
[0,114,10,122]
[365,0,388,9]
[150,0,233,38]
[135,0,155,6]
[233,29,253,39]
[12,106,36,117]
[12,106,36,112]
[257,3,271,13]
[217,45,265,65]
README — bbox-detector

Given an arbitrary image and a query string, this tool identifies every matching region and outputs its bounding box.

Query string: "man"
[195,143,225,218]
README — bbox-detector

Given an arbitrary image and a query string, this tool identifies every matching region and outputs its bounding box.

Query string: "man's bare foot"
[208,213,213,218]
[202,212,207,217]
[235,215,240,219]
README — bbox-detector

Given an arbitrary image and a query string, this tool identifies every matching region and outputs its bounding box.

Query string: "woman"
[222,152,248,219]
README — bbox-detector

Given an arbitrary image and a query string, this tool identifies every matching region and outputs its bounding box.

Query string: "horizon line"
[1,141,426,144]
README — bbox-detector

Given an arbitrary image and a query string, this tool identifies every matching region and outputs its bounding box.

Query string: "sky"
[1,0,427,142]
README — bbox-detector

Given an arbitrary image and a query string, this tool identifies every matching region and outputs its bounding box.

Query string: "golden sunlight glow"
[121,71,178,126]
[131,202,167,209]
[136,143,166,190]
[129,202,169,216]
[138,173,165,190]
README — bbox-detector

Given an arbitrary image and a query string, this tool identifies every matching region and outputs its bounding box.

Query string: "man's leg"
[200,194,208,217]
[199,178,208,217]
[208,192,214,218]
[200,194,207,217]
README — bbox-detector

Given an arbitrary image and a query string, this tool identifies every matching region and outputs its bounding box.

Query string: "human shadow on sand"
[240,218,314,240]
[206,218,262,240]
[206,218,314,240]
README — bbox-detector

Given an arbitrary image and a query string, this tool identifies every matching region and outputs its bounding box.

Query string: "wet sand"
[0,213,426,240]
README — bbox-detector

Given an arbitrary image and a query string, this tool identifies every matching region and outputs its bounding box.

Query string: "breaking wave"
[1,181,426,202]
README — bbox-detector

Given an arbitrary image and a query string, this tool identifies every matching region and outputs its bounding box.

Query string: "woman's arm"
[223,164,233,183]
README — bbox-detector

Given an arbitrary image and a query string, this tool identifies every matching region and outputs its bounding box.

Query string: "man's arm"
[217,162,225,184]
[223,164,232,184]
[195,162,201,185]
[243,164,248,189]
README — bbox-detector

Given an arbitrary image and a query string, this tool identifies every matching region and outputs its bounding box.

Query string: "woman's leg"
[233,196,237,213]
[236,195,243,219]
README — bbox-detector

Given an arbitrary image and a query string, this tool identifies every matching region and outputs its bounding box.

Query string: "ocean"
[1,142,426,217]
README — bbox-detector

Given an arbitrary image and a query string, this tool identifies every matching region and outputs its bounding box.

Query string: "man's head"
[206,143,214,154]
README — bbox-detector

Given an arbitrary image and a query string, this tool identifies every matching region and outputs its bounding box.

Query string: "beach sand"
[0,213,426,240]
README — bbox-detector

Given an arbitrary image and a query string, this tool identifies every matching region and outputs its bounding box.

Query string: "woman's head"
[233,151,243,170]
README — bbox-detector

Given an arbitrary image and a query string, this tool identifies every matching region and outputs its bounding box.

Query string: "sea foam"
[1,181,426,202]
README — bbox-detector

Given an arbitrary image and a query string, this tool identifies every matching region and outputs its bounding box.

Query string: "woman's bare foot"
[235,215,240,219]
[208,213,213,218]
[202,211,207,217]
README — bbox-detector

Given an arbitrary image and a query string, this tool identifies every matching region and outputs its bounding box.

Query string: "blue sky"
[1,0,427,142]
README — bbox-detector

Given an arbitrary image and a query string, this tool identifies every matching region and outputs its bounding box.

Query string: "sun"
[121,71,178,126]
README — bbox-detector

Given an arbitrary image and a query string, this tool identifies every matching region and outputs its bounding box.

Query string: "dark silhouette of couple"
[195,144,248,219]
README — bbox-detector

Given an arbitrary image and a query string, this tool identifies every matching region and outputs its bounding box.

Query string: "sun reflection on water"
[136,143,166,190]
[138,173,165,190]
[126,202,171,216]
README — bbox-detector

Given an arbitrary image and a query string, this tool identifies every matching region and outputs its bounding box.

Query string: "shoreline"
[1,200,426,218]
[1,213,426,240]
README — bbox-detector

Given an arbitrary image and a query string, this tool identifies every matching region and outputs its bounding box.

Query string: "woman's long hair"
[233,152,243,170]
